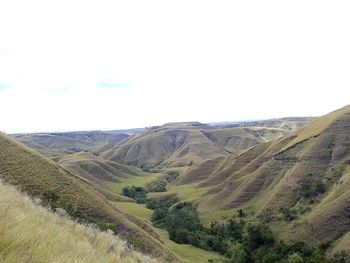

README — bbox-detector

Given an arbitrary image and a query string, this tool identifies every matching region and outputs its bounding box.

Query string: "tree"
[246,224,274,250]
[225,242,247,263]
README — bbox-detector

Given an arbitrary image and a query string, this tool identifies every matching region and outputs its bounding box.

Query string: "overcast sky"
[0,1,349,133]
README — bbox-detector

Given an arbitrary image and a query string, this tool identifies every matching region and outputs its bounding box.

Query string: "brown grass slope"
[101,122,290,168]
[13,131,129,157]
[58,152,147,183]
[0,182,157,263]
[0,132,179,261]
[181,105,350,247]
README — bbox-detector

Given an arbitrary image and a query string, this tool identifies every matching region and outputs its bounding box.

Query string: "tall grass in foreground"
[0,181,157,263]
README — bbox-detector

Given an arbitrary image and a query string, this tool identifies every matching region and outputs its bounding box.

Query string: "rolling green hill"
[0,132,179,262]
[101,122,294,168]
[175,105,350,252]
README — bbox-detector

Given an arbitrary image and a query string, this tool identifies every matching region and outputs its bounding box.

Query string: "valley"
[2,110,350,262]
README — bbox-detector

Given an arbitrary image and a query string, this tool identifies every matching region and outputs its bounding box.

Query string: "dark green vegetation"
[145,197,334,263]
[121,181,337,263]
[122,178,169,203]
[148,193,343,262]
[123,186,148,203]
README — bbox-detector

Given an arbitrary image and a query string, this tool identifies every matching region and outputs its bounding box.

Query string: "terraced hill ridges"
[101,122,293,168]
[176,105,350,249]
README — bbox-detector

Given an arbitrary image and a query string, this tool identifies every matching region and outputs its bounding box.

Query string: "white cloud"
[0,0,349,133]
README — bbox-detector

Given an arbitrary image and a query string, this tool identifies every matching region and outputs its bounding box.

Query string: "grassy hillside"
[0,182,157,263]
[175,105,350,250]
[13,131,129,157]
[101,122,293,168]
[57,152,147,185]
[0,132,179,261]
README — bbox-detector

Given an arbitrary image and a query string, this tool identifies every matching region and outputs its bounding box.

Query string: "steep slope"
[177,105,350,247]
[13,131,129,157]
[101,122,291,168]
[0,182,156,263]
[0,132,179,261]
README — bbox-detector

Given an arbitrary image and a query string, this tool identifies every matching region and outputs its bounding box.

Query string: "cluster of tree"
[146,195,178,227]
[301,175,326,200]
[122,186,147,203]
[145,180,167,192]
[165,171,179,183]
[121,183,349,263]
[147,197,342,263]
[122,173,179,203]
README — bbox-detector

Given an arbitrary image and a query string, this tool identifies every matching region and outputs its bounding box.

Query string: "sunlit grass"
[0,182,156,263]
[113,202,153,221]
[105,174,163,194]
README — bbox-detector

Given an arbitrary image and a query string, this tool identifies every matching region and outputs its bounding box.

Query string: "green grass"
[105,174,164,194]
[148,184,210,202]
[113,202,153,221]
[0,182,157,263]
[156,228,223,263]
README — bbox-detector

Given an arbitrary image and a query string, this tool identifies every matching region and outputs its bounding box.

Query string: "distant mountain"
[13,131,129,157]
[212,117,314,130]
[176,105,350,251]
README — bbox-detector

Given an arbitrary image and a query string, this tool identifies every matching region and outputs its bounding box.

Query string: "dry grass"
[0,132,178,261]
[0,182,157,263]
[101,122,290,168]
[173,105,350,249]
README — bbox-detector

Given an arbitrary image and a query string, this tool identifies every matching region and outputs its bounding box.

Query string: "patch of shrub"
[279,207,298,221]
[146,180,167,192]
[165,172,179,183]
[301,178,325,198]
[122,186,147,203]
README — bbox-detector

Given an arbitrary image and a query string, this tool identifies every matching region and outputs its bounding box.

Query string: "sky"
[0,0,349,133]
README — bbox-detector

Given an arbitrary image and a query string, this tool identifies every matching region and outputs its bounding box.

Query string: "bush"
[279,207,298,221]
[122,186,147,203]
[301,178,325,198]
[224,242,247,263]
[246,224,274,250]
[146,180,167,192]
[165,172,179,183]
[332,251,350,263]
[257,209,273,223]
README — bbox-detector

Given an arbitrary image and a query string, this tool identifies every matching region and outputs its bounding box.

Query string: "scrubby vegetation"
[123,185,148,203]
[0,181,156,263]
[165,171,179,183]
[136,192,343,263]
[121,178,170,203]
